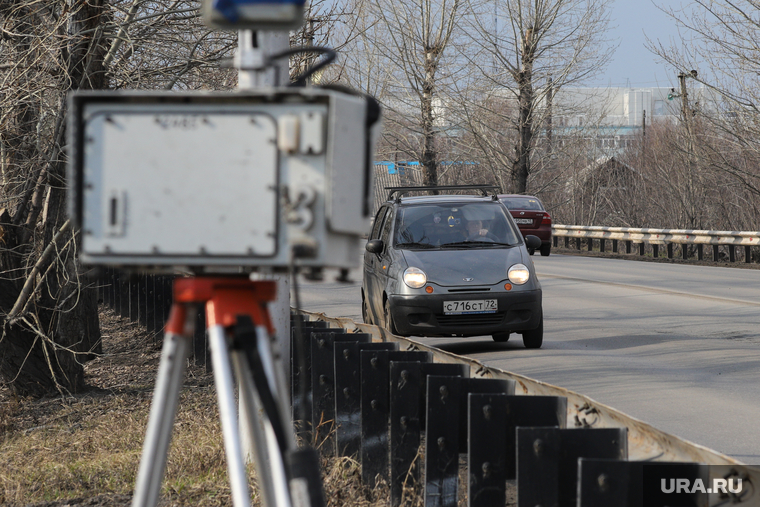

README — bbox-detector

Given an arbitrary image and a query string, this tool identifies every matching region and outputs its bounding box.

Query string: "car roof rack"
[385,185,501,202]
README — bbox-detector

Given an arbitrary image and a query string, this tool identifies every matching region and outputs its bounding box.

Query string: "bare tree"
[0,0,236,396]
[649,0,760,208]
[356,0,462,186]
[456,0,613,194]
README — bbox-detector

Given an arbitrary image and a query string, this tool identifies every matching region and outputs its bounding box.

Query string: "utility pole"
[546,77,553,159]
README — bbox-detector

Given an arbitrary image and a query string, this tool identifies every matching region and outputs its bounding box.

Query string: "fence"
[294,310,759,507]
[97,268,210,366]
[553,225,760,263]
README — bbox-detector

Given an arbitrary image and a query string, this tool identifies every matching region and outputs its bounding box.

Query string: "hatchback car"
[499,194,552,256]
[362,185,544,348]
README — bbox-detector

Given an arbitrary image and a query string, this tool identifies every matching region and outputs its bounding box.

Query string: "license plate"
[514,218,533,225]
[443,299,498,315]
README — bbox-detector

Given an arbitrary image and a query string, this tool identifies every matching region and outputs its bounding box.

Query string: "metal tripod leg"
[208,323,252,507]
[131,331,191,507]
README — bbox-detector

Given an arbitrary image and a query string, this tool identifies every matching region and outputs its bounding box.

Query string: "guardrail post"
[424,377,515,507]
[578,460,707,507]
[746,245,752,264]
[698,244,704,260]
[599,239,605,253]
[587,238,593,252]
[729,245,736,262]
[564,237,569,248]
[516,427,627,507]
[625,240,631,254]
[612,239,618,253]
[361,349,432,493]
[389,362,468,506]
[334,341,397,458]
[503,395,567,479]
[652,244,659,258]
[713,245,720,261]
[682,244,689,260]
[467,393,508,507]
[311,331,366,453]
[667,243,673,259]
[291,322,337,442]
[638,242,645,256]
[576,237,581,250]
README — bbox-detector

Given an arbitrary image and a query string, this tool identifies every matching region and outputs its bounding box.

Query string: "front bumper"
[388,289,542,337]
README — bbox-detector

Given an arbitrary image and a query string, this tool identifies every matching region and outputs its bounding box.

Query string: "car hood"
[400,246,526,286]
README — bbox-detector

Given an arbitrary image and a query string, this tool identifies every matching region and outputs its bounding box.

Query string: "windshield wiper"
[440,241,515,248]
[395,242,436,249]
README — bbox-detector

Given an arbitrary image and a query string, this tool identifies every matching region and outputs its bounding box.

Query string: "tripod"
[131,277,319,507]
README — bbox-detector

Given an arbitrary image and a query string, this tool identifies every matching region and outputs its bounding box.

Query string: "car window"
[500,197,544,211]
[370,207,389,240]
[380,208,394,248]
[393,202,521,248]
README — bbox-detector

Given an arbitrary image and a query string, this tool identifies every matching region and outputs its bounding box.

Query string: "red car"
[498,194,552,256]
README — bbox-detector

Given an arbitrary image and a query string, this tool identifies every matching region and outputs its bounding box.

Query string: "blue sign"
[204,0,305,29]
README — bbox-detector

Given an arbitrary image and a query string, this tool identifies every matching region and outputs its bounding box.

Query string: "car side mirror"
[365,239,384,254]
[524,235,542,250]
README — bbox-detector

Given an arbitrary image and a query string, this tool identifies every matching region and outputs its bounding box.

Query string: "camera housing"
[67,88,380,272]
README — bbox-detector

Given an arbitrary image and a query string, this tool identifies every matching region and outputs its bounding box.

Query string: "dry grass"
[0,308,512,507]
[0,309,395,507]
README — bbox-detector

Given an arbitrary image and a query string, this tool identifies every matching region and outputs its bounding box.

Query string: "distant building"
[548,86,722,152]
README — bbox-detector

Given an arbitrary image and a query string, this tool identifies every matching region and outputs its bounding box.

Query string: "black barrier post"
[578,460,707,507]
[424,375,462,507]
[334,340,397,458]
[290,322,339,443]
[312,332,372,455]
[360,349,432,493]
[467,393,508,507]
[516,427,627,507]
[425,377,515,507]
[389,362,469,507]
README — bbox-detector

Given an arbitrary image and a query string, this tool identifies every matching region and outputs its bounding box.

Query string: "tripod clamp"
[131,277,325,507]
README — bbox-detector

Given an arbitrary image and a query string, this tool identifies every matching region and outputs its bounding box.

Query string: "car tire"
[540,244,551,256]
[521,311,543,349]
[492,332,510,343]
[384,298,398,335]
[528,248,535,255]
[362,293,372,324]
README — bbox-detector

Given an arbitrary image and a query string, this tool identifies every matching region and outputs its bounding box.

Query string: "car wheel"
[540,244,551,256]
[384,298,398,335]
[362,293,372,324]
[521,311,543,349]
[492,331,510,343]
[528,248,535,255]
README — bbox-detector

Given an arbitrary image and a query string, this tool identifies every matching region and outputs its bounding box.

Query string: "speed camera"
[67,88,381,272]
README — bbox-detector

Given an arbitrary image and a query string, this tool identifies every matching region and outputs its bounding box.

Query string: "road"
[292,253,760,462]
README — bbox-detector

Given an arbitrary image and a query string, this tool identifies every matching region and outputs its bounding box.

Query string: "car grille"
[436,312,505,327]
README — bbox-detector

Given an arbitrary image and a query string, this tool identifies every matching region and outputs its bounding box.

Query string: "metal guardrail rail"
[296,309,760,507]
[553,225,760,262]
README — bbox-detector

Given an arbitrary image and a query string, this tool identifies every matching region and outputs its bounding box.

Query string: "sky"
[596,0,685,89]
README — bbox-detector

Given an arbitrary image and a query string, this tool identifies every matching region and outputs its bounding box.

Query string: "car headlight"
[508,263,530,285]
[403,267,427,288]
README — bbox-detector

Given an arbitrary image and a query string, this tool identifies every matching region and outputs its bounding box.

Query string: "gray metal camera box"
[67,89,379,271]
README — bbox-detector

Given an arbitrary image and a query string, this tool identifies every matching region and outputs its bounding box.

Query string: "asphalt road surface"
[293,253,760,462]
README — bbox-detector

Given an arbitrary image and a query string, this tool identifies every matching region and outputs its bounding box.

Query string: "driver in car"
[465,219,489,240]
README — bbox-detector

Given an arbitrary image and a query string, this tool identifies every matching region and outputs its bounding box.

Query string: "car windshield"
[500,197,544,211]
[393,202,521,248]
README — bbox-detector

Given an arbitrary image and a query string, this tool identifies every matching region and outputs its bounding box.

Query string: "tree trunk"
[512,28,536,194]
[421,48,438,188]
[0,0,107,396]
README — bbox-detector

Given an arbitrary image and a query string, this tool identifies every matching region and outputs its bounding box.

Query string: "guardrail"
[294,310,759,507]
[553,225,760,263]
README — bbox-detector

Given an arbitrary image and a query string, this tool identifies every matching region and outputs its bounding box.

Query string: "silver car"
[362,186,544,348]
